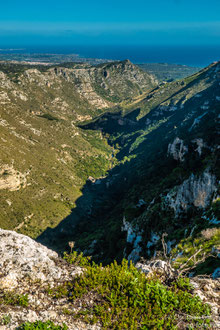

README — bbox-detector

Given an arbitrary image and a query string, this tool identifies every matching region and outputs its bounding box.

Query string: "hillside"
[0,60,156,237]
[0,58,220,329]
[38,61,220,276]
[1,58,218,273]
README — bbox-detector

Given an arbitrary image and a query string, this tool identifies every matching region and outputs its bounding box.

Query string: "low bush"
[68,259,211,329]
[18,320,68,330]
[0,290,28,307]
[63,251,91,267]
[0,314,11,325]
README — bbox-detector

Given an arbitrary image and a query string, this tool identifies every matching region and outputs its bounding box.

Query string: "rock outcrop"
[165,170,217,216]
[0,165,27,191]
[167,137,188,162]
[0,229,95,329]
[122,217,143,262]
[0,229,80,289]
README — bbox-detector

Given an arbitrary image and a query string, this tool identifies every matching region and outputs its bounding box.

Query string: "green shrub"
[172,227,220,273]
[0,290,28,307]
[18,320,68,330]
[68,259,211,329]
[173,277,193,292]
[63,251,91,267]
[47,282,71,299]
[0,314,11,325]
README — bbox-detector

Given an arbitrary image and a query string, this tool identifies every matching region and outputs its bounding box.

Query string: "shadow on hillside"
[36,106,170,254]
[37,83,219,260]
[36,98,182,257]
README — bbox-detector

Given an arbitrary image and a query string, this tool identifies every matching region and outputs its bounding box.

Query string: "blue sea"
[1,45,220,67]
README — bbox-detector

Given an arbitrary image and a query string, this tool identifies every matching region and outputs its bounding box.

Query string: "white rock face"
[122,217,143,262]
[189,112,208,131]
[192,138,205,156]
[167,137,188,162]
[165,170,217,216]
[122,217,137,244]
[136,260,173,275]
[127,235,142,263]
[146,232,160,249]
[166,239,176,254]
[0,229,77,289]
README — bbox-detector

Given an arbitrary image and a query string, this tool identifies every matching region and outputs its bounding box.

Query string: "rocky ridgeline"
[122,167,219,263]
[0,60,156,112]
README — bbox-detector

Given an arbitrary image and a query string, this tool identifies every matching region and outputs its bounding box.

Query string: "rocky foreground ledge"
[0,229,99,329]
[0,229,219,329]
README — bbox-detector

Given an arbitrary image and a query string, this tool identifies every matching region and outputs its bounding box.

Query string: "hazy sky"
[0,0,220,46]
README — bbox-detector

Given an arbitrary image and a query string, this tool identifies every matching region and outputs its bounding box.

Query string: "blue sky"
[0,0,220,46]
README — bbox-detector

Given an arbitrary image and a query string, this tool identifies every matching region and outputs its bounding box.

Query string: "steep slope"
[40,61,220,275]
[92,60,156,103]
[0,60,156,237]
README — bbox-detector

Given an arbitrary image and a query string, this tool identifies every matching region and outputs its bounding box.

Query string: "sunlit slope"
[0,60,156,236]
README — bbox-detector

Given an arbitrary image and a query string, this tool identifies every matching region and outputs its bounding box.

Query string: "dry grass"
[201,228,219,240]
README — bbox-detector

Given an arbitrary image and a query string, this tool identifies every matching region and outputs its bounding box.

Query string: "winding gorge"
[0,59,219,329]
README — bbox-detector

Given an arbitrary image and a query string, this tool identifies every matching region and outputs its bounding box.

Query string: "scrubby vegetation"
[38,113,59,121]
[1,59,153,239]
[18,320,68,330]
[172,227,220,275]
[0,290,28,307]
[0,314,11,326]
[48,255,211,329]
[68,60,220,268]
[63,251,91,267]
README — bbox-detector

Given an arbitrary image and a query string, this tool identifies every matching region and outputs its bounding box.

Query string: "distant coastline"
[0,44,219,67]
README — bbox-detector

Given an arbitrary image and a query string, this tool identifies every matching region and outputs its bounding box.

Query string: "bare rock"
[0,165,27,191]
[168,137,188,162]
[165,170,217,216]
[136,259,174,276]
[0,229,80,289]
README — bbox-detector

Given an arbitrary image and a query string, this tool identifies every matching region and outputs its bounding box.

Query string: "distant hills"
[138,62,201,82]
[0,51,201,82]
